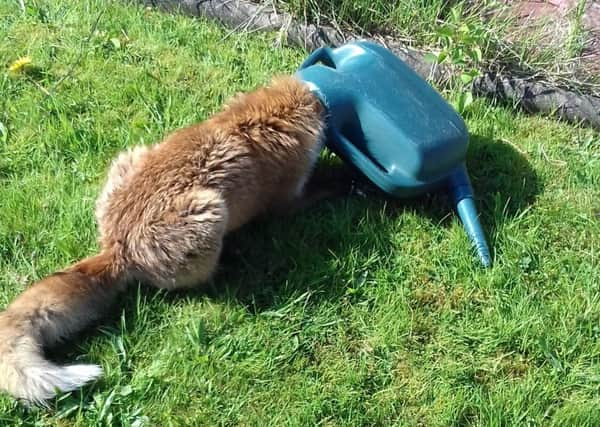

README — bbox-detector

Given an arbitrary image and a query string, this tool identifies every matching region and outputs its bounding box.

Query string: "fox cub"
[0,76,333,404]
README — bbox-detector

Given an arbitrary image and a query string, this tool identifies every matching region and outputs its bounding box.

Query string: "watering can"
[295,40,492,267]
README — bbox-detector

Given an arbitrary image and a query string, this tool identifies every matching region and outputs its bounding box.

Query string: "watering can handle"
[329,127,392,188]
[299,46,337,69]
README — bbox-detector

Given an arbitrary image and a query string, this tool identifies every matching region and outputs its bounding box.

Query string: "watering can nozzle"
[450,167,492,268]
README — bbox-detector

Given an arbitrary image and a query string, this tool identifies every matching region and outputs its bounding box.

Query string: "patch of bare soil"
[503,1,599,80]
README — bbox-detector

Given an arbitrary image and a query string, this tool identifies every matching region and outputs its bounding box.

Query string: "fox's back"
[95,76,325,260]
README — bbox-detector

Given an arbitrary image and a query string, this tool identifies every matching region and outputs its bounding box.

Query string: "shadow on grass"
[44,134,540,408]
[179,133,540,309]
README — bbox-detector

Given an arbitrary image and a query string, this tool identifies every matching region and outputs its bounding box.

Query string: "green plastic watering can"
[295,40,492,267]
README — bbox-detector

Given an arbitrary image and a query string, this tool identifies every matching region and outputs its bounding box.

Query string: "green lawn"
[1,0,599,425]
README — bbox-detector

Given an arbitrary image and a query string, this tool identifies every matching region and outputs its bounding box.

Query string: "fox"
[0,76,344,404]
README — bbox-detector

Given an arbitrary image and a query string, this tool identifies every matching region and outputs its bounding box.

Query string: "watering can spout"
[450,167,492,268]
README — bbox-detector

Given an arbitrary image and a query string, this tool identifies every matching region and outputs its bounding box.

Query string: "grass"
[274,0,600,92]
[1,0,599,425]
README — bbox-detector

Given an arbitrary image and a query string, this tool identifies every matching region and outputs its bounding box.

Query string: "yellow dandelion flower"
[8,56,33,76]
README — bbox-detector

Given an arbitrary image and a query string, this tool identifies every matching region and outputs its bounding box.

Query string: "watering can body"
[295,41,492,267]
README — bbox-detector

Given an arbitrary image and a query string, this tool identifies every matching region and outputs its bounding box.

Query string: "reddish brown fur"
[0,76,328,404]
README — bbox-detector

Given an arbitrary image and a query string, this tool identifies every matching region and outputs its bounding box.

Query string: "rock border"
[145,0,600,131]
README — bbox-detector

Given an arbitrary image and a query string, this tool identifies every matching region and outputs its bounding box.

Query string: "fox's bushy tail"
[0,250,126,404]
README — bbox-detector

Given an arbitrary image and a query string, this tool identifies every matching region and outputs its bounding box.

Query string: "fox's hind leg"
[130,188,228,290]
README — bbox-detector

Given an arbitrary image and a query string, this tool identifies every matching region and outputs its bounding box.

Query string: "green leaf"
[462,91,474,109]
[110,37,121,49]
[454,91,474,114]
[471,46,483,63]
[451,6,461,22]
[451,48,465,65]
[436,26,454,38]
[423,53,438,63]
[468,68,481,79]
[0,121,7,144]
[460,73,474,84]
[120,385,133,396]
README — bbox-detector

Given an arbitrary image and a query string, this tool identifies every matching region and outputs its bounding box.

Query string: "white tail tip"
[18,363,103,404]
